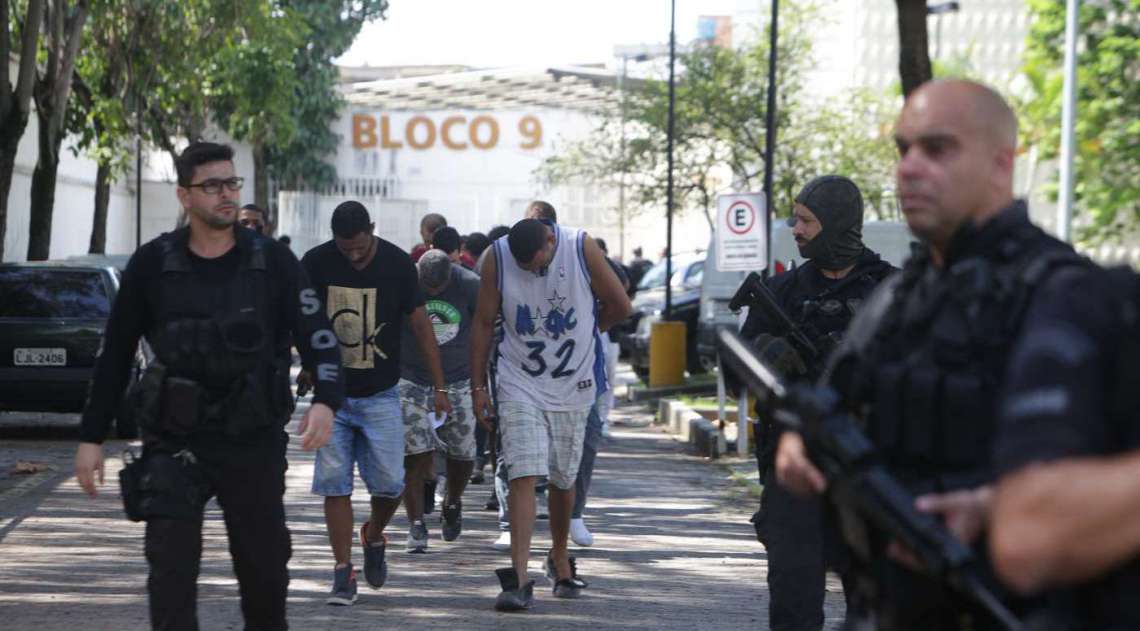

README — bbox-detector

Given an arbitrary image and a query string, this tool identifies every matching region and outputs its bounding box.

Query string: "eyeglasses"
[186,177,244,195]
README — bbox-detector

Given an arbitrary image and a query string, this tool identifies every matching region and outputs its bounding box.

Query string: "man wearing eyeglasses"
[74,142,344,630]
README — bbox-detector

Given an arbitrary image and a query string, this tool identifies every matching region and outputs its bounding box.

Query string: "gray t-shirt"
[400,263,481,385]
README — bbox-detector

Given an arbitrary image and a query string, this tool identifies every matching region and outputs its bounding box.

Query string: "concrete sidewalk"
[0,402,831,630]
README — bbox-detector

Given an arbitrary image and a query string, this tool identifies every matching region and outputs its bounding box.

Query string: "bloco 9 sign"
[351,113,543,151]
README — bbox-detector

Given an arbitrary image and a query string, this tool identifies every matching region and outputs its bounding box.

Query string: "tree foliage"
[1021,0,1140,243]
[537,1,899,227]
[266,0,389,192]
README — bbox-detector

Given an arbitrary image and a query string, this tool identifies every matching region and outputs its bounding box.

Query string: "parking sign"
[715,192,767,272]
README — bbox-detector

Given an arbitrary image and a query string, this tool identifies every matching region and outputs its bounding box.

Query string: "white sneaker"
[492,531,511,551]
[600,421,612,438]
[570,517,594,547]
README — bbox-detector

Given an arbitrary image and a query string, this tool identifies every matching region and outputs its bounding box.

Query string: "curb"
[656,398,726,459]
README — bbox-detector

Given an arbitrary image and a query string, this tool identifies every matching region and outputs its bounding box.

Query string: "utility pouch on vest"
[118,449,145,522]
[136,450,208,522]
[161,378,202,436]
[123,362,167,433]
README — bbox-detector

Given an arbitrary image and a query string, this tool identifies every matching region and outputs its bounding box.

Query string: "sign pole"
[665,0,676,320]
[762,0,779,272]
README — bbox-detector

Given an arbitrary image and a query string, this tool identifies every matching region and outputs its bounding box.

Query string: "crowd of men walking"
[68,77,1138,631]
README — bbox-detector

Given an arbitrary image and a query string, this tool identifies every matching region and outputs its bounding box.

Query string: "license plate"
[14,347,67,366]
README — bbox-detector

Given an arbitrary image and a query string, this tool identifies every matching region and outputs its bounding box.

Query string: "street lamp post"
[927,1,961,60]
[1057,0,1079,242]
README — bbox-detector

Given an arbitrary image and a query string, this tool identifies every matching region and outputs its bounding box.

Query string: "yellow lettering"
[469,115,500,150]
[441,116,468,150]
[380,115,403,149]
[519,115,543,149]
[352,114,377,149]
[406,116,437,150]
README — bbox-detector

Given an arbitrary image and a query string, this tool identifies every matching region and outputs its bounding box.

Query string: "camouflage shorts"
[399,379,476,460]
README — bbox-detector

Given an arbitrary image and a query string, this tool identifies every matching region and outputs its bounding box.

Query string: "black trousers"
[761,463,852,631]
[143,430,291,631]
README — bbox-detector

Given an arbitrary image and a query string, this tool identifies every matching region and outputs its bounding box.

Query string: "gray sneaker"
[441,501,462,542]
[360,522,388,588]
[407,520,429,553]
[326,564,358,606]
[494,567,535,612]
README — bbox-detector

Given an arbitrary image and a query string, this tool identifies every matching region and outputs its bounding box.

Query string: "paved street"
[0,400,843,630]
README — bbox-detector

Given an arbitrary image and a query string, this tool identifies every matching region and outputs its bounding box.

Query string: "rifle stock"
[716,328,1023,631]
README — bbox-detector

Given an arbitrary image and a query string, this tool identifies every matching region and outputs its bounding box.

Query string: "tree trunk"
[895,0,933,98]
[0,0,48,261]
[88,159,111,253]
[0,113,29,262]
[27,113,62,261]
[253,142,269,212]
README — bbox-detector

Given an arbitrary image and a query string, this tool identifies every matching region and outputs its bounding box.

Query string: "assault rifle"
[728,272,828,377]
[716,328,1023,631]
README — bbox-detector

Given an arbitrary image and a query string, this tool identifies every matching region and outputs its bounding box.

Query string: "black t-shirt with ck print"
[302,237,424,398]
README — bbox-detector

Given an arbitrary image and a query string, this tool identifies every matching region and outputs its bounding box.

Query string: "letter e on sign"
[726,200,755,235]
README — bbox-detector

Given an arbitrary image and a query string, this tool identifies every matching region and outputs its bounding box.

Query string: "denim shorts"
[311,385,404,498]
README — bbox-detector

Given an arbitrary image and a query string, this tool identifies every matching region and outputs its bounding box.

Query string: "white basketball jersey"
[493,226,606,411]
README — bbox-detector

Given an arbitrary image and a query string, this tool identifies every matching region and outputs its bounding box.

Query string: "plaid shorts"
[498,400,590,490]
[400,378,476,460]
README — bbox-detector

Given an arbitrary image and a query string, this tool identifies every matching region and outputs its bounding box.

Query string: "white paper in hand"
[427,412,448,449]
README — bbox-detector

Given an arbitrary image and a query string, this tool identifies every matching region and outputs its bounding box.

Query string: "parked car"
[616,253,707,382]
[0,261,141,437]
[695,220,917,369]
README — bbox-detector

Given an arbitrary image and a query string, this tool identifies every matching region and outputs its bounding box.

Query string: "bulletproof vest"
[1106,266,1140,450]
[855,228,1084,492]
[150,235,270,388]
[791,262,893,354]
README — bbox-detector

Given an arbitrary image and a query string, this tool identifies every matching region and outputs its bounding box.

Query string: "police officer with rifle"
[775,80,1107,629]
[717,329,1023,631]
[735,175,894,631]
[74,142,344,630]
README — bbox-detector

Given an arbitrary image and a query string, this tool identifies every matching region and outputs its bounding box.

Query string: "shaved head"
[894,79,1020,256]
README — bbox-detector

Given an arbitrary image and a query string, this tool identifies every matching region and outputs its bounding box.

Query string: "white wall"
[2,58,256,263]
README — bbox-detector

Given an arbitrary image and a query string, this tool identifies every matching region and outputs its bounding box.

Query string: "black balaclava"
[789,175,865,270]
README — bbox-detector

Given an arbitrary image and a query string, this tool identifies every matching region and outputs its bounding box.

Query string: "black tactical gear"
[740,247,895,631]
[993,261,1140,629]
[834,202,1085,494]
[84,218,343,631]
[792,175,867,270]
[142,232,292,438]
[828,200,1084,629]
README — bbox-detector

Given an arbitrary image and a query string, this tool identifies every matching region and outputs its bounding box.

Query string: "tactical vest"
[790,261,895,358]
[852,226,1086,493]
[146,232,290,435]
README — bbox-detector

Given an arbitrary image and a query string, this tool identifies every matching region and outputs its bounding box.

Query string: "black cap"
[508,219,548,265]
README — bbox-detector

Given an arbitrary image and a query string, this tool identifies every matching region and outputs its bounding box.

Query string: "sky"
[337,0,741,70]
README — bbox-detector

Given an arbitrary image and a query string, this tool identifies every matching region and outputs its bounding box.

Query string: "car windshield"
[0,269,111,318]
[637,259,695,290]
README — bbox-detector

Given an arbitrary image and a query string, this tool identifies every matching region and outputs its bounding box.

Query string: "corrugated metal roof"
[342,66,639,113]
